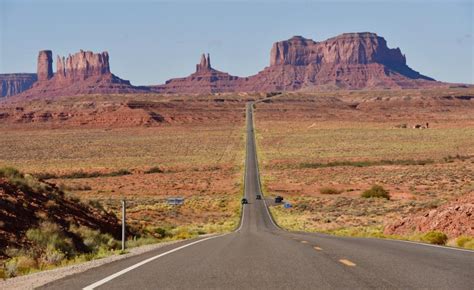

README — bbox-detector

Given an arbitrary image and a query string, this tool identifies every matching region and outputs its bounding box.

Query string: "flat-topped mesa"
[56,50,111,80]
[270,33,407,67]
[196,53,212,72]
[37,50,53,81]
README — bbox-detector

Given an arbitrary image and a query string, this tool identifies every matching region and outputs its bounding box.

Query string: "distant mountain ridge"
[1,32,449,98]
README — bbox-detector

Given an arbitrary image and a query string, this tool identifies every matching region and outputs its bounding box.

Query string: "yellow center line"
[313,246,322,251]
[339,259,356,267]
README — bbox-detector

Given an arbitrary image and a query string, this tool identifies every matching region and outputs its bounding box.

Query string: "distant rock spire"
[196,53,211,72]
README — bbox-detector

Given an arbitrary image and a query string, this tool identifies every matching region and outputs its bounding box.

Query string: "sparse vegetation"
[361,185,390,200]
[298,159,435,169]
[421,231,448,245]
[456,236,474,249]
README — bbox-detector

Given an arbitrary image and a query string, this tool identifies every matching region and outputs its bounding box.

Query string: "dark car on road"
[241,198,248,204]
[275,196,284,203]
[256,195,262,200]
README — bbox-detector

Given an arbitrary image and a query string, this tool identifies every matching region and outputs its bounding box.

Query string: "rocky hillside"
[385,193,474,238]
[0,168,121,258]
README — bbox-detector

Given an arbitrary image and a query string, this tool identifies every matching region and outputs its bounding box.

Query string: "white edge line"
[82,234,226,290]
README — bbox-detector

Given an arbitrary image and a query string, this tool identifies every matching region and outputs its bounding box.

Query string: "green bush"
[421,231,448,245]
[361,185,390,200]
[319,187,342,195]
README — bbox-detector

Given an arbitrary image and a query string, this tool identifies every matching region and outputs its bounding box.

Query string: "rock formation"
[18,50,148,98]
[153,53,240,94]
[37,50,53,81]
[0,74,37,98]
[153,32,441,94]
[242,33,437,91]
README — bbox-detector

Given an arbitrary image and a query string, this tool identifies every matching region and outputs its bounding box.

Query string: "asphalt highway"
[41,102,474,289]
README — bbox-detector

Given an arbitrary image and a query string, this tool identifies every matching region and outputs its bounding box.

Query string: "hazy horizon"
[1,0,472,85]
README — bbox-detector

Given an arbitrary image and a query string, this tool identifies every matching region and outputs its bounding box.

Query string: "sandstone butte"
[1,32,452,99]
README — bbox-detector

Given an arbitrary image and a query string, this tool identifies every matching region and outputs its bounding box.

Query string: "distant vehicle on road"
[256,195,262,200]
[275,196,284,203]
[241,198,248,204]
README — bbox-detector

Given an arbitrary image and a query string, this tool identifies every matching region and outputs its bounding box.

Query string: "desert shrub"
[0,167,24,181]
[421,231,448,245]
[2,254,38,277]
[70,225,118,253]
[43,248,65,265]
[319,187,342,195]
[145,167,163,174]
[107,169,132,177]
[153,227,170,238]
[26,222,75,257]
[361,185,390,200]
[456,236,474,249]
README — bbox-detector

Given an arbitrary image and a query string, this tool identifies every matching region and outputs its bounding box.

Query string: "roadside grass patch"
[361,185,390,200]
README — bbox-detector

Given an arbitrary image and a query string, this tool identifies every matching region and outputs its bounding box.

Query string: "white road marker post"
[121,199,126,251]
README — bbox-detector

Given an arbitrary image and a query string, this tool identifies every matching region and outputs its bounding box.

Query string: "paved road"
[42,102,474,289]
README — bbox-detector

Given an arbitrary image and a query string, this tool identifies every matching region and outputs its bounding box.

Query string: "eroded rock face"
[37,50,53,81]
[0,74,38,98]
[56,50,110,81]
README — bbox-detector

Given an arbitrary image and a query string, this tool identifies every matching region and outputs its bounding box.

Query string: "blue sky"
[1,0,472,85]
